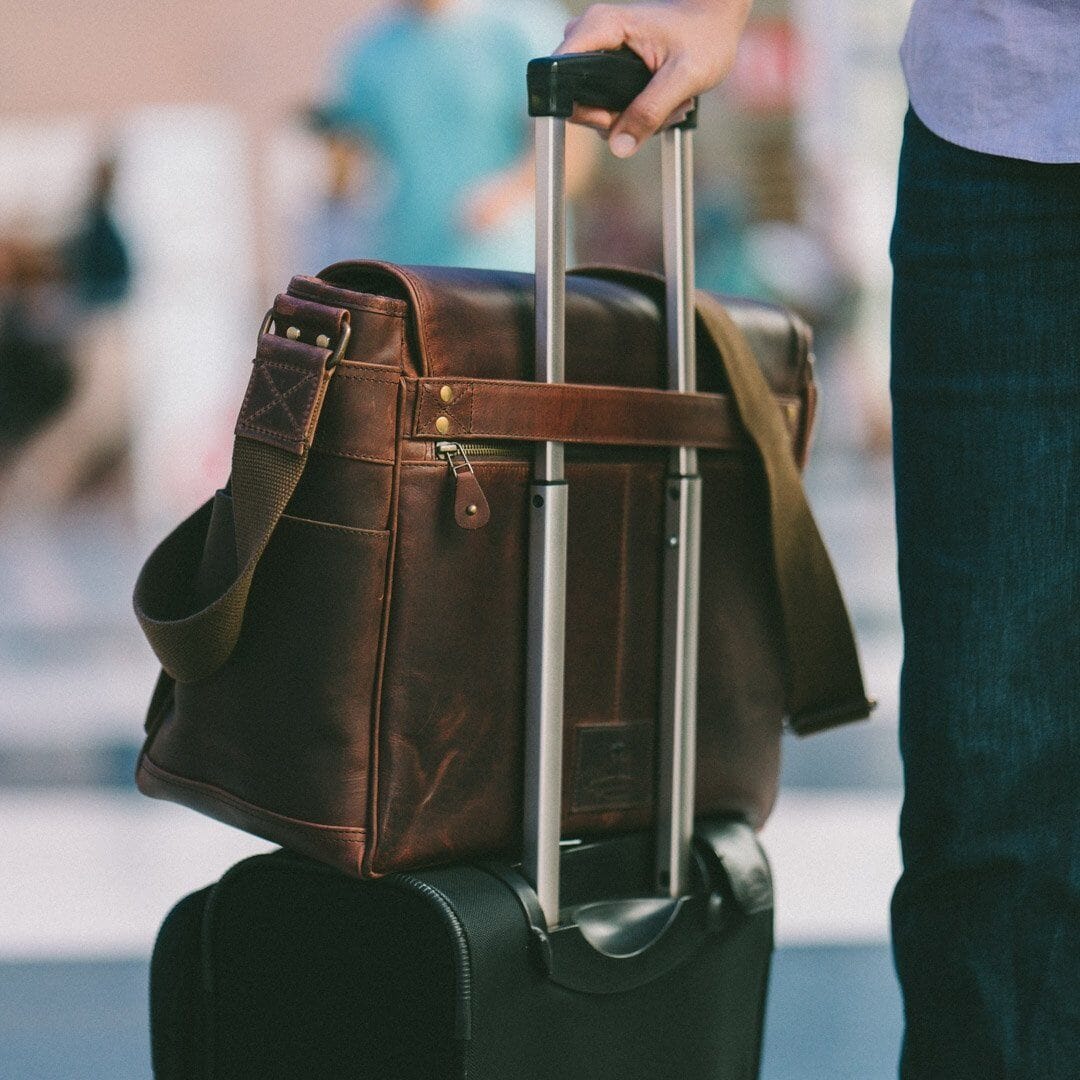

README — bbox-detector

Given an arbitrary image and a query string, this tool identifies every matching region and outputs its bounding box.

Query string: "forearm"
[468,123,596,230]
[562,124,600,197]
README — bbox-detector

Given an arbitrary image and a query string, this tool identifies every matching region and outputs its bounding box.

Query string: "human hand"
[557,0,753,157]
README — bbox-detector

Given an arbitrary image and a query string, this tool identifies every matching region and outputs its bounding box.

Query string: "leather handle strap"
[412,376,803,451]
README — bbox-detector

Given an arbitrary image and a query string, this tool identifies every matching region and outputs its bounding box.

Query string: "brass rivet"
[440,385,455,404]
[435,416,451,435]
[315,333,331,349]
[465,504,478,516]
[785,403,798,420]
[286,326,301,341]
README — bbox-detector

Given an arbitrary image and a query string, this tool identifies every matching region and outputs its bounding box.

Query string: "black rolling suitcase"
[151,825,773,1079]
[150,52,778,1080]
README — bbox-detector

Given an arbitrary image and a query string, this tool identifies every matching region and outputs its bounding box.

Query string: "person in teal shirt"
[319,0,594,270]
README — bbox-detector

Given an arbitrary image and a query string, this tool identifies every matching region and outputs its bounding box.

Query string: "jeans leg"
[890,109,1080,1080]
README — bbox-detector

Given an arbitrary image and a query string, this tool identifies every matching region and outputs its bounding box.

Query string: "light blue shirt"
[901,0,1080,164]
[326,0,568,269]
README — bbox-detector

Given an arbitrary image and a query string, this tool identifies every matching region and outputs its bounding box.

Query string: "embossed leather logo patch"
[571,720,653,813]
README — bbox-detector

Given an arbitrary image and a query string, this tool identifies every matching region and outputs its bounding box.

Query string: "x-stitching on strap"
[243,364,319,432]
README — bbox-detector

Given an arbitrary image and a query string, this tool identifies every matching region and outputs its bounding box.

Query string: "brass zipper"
[434,440,670,526]
[435,441,496,529]
[435,440,530,461]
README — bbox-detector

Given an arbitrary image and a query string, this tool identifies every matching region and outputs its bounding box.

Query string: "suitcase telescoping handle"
[525,50,701,930]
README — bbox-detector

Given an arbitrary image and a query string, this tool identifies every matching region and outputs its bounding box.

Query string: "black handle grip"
[527,49,697,128]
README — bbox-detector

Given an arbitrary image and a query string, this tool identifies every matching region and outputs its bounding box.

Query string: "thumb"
[607,61,694,158]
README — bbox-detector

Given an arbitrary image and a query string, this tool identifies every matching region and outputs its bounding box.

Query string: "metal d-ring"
[326,319,351,368]
[257,308,351,369]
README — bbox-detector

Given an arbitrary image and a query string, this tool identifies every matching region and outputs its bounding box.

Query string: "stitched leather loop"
[411,377,801,451]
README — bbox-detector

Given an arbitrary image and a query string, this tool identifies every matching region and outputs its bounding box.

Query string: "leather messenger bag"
[133,261,872,878]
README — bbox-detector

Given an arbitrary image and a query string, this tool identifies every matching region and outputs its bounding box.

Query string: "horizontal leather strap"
[411,377,802,450]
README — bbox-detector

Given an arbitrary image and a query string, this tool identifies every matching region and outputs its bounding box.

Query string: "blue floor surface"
[0,945,902,1080]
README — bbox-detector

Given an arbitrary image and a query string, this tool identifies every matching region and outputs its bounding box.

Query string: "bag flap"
[301,261,812,398]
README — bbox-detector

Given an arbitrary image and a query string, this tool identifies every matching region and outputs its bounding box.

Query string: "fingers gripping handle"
[527,49,697,127]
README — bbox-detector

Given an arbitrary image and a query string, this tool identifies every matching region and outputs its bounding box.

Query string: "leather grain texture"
[135,262,857,877]
[410,376,801,448]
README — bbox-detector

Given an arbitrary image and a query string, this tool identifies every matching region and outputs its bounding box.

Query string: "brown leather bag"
[133,261,871,878]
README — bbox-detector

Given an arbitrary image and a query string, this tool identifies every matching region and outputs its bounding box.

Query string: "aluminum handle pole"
[533,117,566,479]
[662,127,697,413]
[524,115,568,928]
[656,126,701,898]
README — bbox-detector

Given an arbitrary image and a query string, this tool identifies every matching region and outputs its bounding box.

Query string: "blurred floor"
[0,364,905,1077]
[0,946,903,1080]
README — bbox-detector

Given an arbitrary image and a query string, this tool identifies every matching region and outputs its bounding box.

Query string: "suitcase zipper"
[392,874,473,1041]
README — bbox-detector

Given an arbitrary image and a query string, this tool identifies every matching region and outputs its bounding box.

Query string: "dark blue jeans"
[890,108,1080,1079]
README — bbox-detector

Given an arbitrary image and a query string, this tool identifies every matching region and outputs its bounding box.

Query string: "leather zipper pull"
[437,442,491,529]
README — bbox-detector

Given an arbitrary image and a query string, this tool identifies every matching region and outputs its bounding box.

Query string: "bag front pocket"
[150,489,391,832]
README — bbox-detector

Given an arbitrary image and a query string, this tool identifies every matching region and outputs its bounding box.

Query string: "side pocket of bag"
[143,488,391,845]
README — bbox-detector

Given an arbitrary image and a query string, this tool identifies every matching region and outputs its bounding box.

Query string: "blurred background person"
[309,0,596,270]
[0,157,131,516]
[295,125,391,273]
[0,237,74,465]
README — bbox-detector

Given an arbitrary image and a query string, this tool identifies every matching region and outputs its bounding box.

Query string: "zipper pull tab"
[437,442,490,530]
